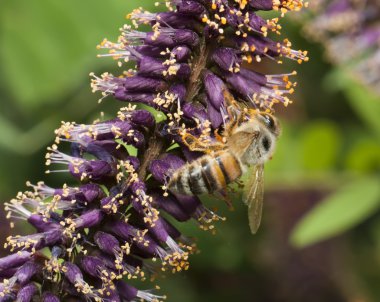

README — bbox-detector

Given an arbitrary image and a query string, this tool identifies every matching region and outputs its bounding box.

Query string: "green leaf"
[290,177,380,248]
[326,68,380,139]
[299,121,341,171]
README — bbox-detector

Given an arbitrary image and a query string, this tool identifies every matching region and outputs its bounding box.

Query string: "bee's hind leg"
[181,132,224,153]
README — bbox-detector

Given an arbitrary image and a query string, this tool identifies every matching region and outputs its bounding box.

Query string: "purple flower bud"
[149,159,171,183]
[177,0,207,15]
[16,283,37,302]
[0,251,31,270]
[144,29,199,48]
[81,256,106,278]
[123,76,168,93]
[64,262,83,285]
[152,193,191,222]
[248,0,273,10]
[203,71,226,109]
[211,47,241,72]
[158,12,201,30]
[78,183,105,203]
[125,156,140,170]
[27,215,59,232]
[68,159,114,181]
[74,209,104,229]
[129,110,155,128]
[116,281,138,301]
[172,45,191,62]
[42,292,60,302]
[114,91,156,106]
[161,217,182,239]
[169,83,187,103]
[14,261,41,285]
[94,231,120,256]
[206,96,224,128]
[162,153,186,171]
[175,194,202,215]
[182,102,207,121]
[35,229,63,250]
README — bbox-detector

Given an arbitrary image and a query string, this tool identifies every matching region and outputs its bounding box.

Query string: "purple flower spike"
[3,0,307,298]
[74,209,104,229]
[0,251,31,270]
[16,283,37,302]
[42,292,60,302]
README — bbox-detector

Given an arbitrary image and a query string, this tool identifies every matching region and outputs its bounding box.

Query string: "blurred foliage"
[1,1,380,301]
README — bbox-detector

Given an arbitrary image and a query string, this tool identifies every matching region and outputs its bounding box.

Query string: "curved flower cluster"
[304,0,380,95]
[0,1,307,301]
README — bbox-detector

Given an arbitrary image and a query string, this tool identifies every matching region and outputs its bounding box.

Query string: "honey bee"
[168,94,280,234]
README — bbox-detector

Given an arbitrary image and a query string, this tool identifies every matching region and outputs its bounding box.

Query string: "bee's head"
[256,112,281,137]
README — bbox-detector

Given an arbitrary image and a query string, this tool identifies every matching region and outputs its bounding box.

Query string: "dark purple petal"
[74,209,104,229]
[16,283,37,302]
[0,251,31,270]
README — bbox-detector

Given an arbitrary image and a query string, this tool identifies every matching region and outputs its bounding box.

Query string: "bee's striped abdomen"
[169,151,243,196]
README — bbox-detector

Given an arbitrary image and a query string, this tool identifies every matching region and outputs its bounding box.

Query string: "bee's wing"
[242,164,265,234]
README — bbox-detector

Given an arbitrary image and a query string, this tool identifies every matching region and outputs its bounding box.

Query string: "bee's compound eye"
[261,136,271,152]
[260,113,275,131]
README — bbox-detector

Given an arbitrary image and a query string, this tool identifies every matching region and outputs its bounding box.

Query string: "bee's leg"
[216,189,234,210]
[181,132,224,153]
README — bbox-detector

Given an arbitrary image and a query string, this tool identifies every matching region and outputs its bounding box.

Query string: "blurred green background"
[1,1,380,301]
